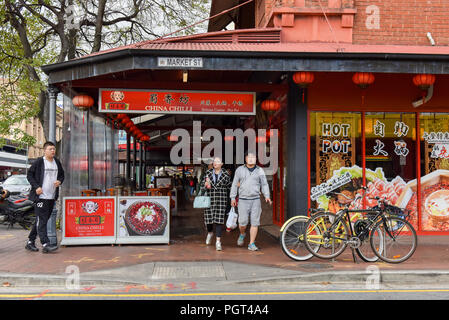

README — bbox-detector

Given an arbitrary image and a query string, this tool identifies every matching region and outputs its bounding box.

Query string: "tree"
[1,0,210,146]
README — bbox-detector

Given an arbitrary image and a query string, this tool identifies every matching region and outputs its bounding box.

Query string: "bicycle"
[303,190,417,264]
[279,208,323,261]
[280,192,383,262]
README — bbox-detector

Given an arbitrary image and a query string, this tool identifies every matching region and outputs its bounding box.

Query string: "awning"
[0,151,30,169]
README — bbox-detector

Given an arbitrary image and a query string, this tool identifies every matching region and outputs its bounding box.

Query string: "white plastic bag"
[226,207,238,231]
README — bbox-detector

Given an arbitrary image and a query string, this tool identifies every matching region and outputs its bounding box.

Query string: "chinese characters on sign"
[311,172,352,201]
[373,139,388,156]
[423,131,449,159]
[99,89,256,115]
[372,120,410,158]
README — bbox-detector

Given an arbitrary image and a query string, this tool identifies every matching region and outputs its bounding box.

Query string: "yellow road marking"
[2,289,449,298]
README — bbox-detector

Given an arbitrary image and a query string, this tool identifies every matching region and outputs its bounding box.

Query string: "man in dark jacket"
[25,141,64,253]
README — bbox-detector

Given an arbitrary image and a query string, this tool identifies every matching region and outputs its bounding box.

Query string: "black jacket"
[27,157,65,202]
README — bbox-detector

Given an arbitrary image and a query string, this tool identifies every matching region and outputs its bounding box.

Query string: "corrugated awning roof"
[69,39,449,61]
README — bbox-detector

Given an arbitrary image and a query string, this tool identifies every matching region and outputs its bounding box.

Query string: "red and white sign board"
[61,197,117,245]
[99,89,256,115]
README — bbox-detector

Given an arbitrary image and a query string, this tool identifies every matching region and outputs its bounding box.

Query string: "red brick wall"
[255,0,449,46]
[349,0,449,45]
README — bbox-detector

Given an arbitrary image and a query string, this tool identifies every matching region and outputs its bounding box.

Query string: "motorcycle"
[0,187,36,230]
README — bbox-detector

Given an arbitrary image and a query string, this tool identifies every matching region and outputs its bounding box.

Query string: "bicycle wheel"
[355,230,383,262]
[304,212,349,260]
[280,216,316,261]
[370,216,418,264]
[354,218,383,262]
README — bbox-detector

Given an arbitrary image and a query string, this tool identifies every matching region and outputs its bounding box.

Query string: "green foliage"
[0,0,211,147]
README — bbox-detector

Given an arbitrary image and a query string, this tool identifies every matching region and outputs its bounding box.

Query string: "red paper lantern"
[125,121,134,129]
[116,113,127,120]
[72,94,94,110]
[142,135,150,142]
[352,72,375,89]
[293,72,315,87]
[413,74,435,90]
[261,100,280,112]
[136,131,144,140]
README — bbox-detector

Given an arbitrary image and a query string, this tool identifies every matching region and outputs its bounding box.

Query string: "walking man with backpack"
[230,151,271,251]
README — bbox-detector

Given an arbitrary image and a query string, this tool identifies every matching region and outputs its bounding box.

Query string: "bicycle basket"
[385,204,410,220]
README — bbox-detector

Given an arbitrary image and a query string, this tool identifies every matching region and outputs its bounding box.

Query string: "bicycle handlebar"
[327,188,389,207]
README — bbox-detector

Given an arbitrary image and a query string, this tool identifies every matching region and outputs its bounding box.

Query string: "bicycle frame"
[306,207,385,246]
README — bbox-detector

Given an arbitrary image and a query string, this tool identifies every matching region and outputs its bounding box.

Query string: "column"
[48,86,59,143]
[126,133,131,181]
[286,75,309,219]
[47,86,59,245]
[139,141,143,190]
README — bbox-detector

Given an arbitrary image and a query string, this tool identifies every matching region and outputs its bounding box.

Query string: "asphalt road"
[2,282,449,300]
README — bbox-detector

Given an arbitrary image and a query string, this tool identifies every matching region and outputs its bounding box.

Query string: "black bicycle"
[303,189,418,264]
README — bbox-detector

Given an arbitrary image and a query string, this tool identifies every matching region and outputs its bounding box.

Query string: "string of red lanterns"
[115,113,150,142]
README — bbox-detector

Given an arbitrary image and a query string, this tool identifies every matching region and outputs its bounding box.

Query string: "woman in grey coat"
[200,157,232,251]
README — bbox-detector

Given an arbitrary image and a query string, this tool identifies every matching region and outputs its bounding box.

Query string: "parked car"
[0,175,31,195]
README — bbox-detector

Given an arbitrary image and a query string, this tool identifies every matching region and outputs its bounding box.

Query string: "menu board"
[116,196,170,244]
[61,197,116,245]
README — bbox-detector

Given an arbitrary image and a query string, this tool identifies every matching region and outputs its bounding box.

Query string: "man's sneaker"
[206,233,213,245]
[42,243,58,253]
[248,243,259,251]
[216,241,222,251]
[237,234,245,246]
[25,241,38,252]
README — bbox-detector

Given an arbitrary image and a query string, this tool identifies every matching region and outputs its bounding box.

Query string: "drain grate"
[151,264,226,280]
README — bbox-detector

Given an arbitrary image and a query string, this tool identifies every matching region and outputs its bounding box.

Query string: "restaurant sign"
[99,89,256,115]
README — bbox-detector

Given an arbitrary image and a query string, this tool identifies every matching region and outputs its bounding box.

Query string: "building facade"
[42,0,449,235]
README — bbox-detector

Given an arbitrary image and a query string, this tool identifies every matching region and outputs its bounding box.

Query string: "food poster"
[310,112,417,229]
[310,112,361,215]
[365,113,418,229]
[62,197,116,245]
[417,113,449,231]
[314,112,359,185]
[117,196,170,244]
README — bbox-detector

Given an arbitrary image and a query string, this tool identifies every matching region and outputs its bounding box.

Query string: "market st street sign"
[99,89,256,115]
[157,57,203,68]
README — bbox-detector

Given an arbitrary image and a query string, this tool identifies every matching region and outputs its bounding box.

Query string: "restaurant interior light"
[183,70,188,83]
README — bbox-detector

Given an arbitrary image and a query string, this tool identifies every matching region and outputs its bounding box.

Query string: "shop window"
[365,112,417,229]
[310,112,362,213]
[419,113,449,232]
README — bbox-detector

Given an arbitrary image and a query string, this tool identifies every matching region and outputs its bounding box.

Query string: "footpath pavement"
[1,206,449,291]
